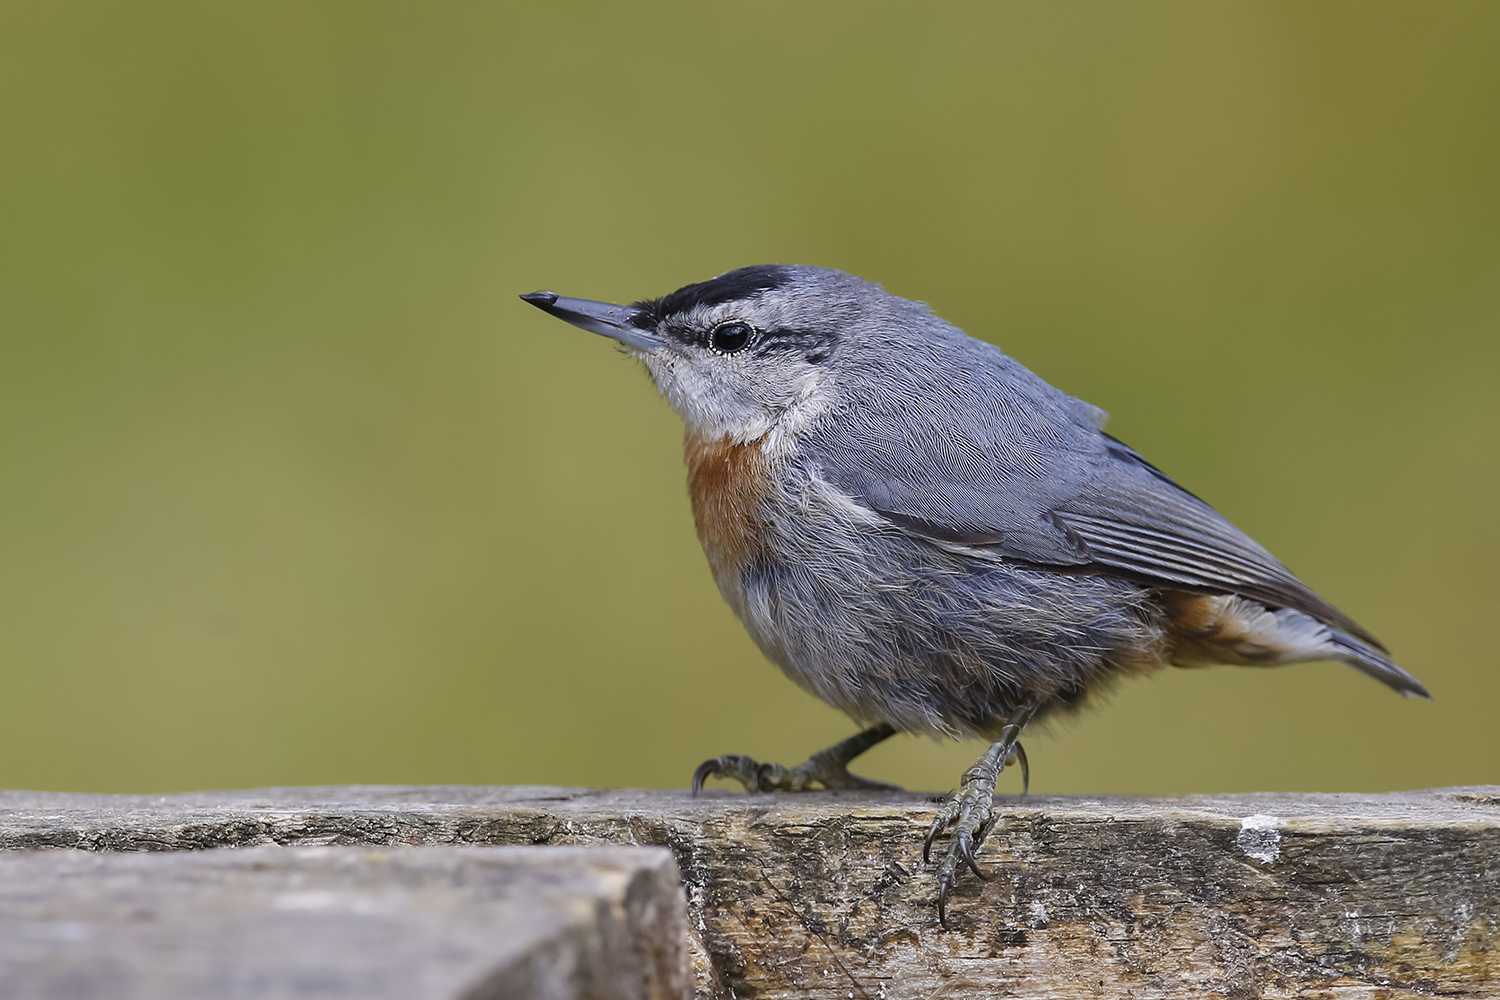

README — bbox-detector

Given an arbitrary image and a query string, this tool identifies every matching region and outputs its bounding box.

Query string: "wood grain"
[0,785,1494,998]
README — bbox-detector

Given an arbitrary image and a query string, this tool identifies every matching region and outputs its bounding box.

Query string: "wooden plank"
[0,843,691,1000]
[0,786,1495,998]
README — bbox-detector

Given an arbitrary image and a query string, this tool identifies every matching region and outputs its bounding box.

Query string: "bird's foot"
[923,758,1004,929]
[691,753,899,792]
[923,706,1036,929]
[692,724,901,793]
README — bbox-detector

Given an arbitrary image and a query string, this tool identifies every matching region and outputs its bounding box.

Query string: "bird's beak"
[520,291,663,353]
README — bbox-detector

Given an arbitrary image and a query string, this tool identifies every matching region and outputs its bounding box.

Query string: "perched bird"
[521,265,1427,927]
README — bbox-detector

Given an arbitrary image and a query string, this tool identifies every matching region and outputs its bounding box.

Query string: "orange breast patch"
[683,431,771,577]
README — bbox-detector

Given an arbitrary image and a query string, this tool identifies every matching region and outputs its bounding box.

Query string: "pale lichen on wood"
[0,786,1494,998]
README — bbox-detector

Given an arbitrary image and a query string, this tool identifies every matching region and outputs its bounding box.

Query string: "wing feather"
[803,330,1382,648]
[1049,443,1384,648]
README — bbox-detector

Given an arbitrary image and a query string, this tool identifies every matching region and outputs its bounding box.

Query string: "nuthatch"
[521,265,1427,927]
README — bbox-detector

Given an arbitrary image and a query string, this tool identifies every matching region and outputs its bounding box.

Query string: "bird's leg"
[692,723,902,793]
[923,700,1038,929]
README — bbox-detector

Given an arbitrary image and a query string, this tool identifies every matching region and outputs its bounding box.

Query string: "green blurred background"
[1,2,1496,795]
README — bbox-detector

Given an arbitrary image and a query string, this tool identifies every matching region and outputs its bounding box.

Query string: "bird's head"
[522,265,931,444]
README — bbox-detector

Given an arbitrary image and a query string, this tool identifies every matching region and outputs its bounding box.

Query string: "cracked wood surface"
[0,786,1495,999]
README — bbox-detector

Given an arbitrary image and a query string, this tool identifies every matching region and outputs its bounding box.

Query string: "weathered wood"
[0,786,1495,998]
[0,844,691,1000]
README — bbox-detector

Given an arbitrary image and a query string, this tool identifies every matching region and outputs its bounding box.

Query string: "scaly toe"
[927,773,1005,928]
[690,754,764,794]
[923,796,962,863]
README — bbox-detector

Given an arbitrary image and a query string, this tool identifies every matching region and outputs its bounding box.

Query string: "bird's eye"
[708,321,754,354]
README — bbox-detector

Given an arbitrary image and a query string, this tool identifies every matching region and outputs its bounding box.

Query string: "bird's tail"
[1328,628,1430,699]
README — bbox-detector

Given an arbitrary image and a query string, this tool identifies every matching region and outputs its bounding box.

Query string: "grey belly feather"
[720,467,1168,738]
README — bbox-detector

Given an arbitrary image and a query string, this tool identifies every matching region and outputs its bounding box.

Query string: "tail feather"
[1162,592,1430,698]
[1328,629,1430,699]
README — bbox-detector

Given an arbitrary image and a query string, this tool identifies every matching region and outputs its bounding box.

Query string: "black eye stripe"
[659,321,837,360]
[751,327,837,362]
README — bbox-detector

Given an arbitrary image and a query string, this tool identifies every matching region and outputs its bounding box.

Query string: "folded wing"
[814,360,1381,649]
[1052,436,1382,648]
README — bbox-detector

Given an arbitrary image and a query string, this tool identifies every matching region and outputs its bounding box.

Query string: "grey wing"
[1053,436,1383,649]
[816,357,1100,569]
[833,441,1094,567]
[819,385,1382,649]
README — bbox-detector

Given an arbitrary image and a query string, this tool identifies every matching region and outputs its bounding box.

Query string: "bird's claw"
[1013,741,1029,797]
[924,721,1033,930]
[692,755,771,793]
[690,758,718,794]
[691,749,903,794]
[926,764,1005,928]
[692,752,831,793]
